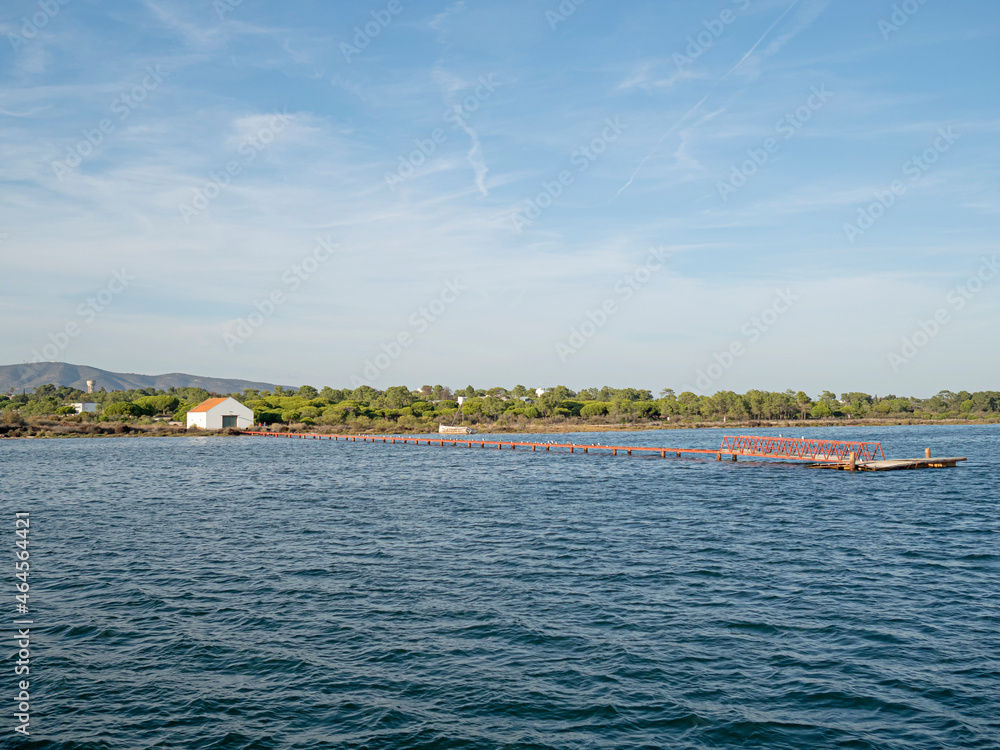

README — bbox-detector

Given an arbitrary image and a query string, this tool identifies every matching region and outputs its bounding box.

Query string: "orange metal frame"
[720,435,885,462]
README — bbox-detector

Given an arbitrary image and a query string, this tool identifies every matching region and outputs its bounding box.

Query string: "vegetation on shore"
[1,383,998,438]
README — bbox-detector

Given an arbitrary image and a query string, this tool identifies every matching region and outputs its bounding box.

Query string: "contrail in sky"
[613,0,801,201]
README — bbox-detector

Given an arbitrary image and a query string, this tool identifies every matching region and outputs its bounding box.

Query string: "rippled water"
[5,425,999,749]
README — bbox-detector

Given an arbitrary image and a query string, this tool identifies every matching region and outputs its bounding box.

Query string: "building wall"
[203,405,253,429]
[187,398,254,429]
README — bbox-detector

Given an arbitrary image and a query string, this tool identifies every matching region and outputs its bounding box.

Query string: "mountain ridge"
[0,362,289,394]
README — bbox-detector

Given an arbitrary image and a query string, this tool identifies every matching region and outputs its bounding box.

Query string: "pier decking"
[816,457,967,471]
[241,432,965,472]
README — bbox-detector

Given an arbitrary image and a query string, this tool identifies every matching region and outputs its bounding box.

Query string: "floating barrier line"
[239,431,896,465]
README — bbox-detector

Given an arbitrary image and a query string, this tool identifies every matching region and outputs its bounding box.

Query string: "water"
[4,425,998,749]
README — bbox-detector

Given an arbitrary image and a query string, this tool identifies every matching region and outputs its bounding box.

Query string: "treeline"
[2,383,998,431]
[0,384,215,420]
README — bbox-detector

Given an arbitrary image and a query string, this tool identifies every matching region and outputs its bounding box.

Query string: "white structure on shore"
[71,402,97,413]
[186,397,254,430]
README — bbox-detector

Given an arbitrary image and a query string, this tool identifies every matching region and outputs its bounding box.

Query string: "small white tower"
[86,380,95,394]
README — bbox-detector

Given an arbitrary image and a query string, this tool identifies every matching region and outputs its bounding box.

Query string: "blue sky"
[2,0,998,395]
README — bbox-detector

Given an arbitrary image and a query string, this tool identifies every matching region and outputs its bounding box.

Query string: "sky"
[1,0,998,397]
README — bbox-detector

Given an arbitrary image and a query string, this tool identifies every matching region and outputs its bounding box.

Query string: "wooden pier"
[240,432,965,472]
[813,450,967,472]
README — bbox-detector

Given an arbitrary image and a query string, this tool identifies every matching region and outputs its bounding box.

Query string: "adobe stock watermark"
[30,268,134,362]
[214,0,244,21]
[673,0,751,71]
[51,66,167,181]
[546,0,585,30]
[555,246,668,362]
[717,85,832,201]
[223,236,337,352]
[843,127,958,244]
[7,0,71,53]
[385,74,499,191]
[887,255,998,372]
[690,289,798,394]
[350,279,467,387]
[178,111,292,223]
[878,0,931,40]
[509,116,626,233]
[341,0,408,62]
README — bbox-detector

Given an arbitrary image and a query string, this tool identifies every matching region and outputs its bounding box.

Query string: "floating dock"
[814,455,967,471]
[241,432,965,472]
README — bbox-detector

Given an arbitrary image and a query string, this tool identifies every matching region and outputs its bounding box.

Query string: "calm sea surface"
[3,425,998,749]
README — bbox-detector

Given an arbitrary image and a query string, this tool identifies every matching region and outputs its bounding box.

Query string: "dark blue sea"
[4,425,999,749]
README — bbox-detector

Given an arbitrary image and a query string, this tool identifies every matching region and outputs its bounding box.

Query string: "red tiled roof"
[188,397,229,413]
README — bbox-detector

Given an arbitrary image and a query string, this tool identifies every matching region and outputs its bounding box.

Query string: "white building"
[71,402,97,413]
[186,397,254,430]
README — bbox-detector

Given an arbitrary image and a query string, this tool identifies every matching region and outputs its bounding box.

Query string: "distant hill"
[0,363,289,394]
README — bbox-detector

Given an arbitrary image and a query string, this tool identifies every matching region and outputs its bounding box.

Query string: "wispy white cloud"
[616,62,704,92]
[429,1,467,32]
[613,0,829,200]
[1,0,996,391]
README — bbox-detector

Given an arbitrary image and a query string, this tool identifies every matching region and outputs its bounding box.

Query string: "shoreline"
[2,417,997,440]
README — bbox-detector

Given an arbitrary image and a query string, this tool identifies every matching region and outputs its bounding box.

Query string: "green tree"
[320,405,354,424]
[255,409,282,424]
[173,404,194,422]
[811,401,833,419]
[971,392,997,412]
[378,386,412,409]
[580,402,609,418]
[481,396,508,419]
[745,390,768,419]
[135,395,180,416]
[551,385,574,400]
[20,397,61,416]
[795,391,812,420]
[658,391,679,417]
[461,398,484,419]
[611,398,636,422]
[103,402,141,419]
[410,401,432,417]
[536,392,561,416]
[677,391,699,417]
[350,385,379,404]
[763,391,794,419]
